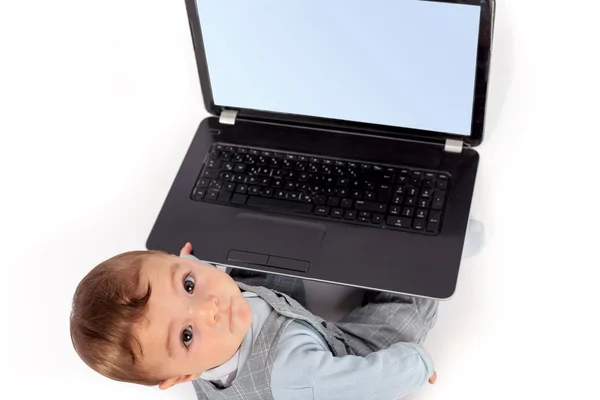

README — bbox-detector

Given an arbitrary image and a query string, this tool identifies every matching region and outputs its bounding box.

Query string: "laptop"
[146,0,495,299]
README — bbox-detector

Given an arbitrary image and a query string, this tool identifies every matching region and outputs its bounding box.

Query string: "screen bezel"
[185,0,494,147]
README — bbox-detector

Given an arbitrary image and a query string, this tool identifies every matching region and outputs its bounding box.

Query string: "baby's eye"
[181,326,193,347]
[183,275,195,294]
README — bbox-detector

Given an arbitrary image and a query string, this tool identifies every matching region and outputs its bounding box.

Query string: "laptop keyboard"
[191,144,450,235]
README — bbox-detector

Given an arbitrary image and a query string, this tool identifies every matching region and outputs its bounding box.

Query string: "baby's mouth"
[228,299,233,331]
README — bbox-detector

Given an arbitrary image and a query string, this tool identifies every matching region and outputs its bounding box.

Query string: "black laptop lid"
[186,0,494,146]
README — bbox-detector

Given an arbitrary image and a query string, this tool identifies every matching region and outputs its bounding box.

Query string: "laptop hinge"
[444,138,463,154]
[219,110,238,125]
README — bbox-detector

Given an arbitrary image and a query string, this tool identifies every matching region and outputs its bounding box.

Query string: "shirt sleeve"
[270,320,434,400]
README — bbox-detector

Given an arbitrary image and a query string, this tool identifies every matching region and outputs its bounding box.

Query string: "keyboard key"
[206,190,219,201]
[234,174,246,183]
[203,169,220,179]
[197,178,210,188]
[209,180,223,190]
[379,173,395,182]
[432,192,445,210]
[314,195,326,205]
[285,181,297,190]
[405,197,416,207]
[223,182,236,192]
[349,190,361,199]
[299,193,313,203]
[223,162,234,171]
[402,207,414,217]
[286,191,301,201]
[340,198,353,208]
[427,212,442,232]
[231,194,248,205]
[413,219,425,230]
[314,206,330,216]
[221,172,234,181]
[216,191,231,203]
[330,208,343,218]
[436,179,448,190]
[372,214,384,224]
[377,184,393,202]
[207,158,221,169]
[249,186,261,195]
[422,178,434,187]
[275,190,286,199]
[418,198,431,208]
[191,188,206,200]
[344,210,357,220]
[397,175,409,184]
[272,179,283,188]
[389,205,401,216]
[235,184,248,194]
[261,188,274,197]
[420,189,432,199]
[247,197,313,213]
[392,195,403,205]
[327,197,340,207]
[386,216,412,228]
[219,152,232,161]
[354,201,387,213]
[416,209,428,219]
[233,164,246,173]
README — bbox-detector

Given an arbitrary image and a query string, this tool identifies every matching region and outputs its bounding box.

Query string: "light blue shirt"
[187,274,434,399]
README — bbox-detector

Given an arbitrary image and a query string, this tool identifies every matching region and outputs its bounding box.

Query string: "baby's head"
[69,249,252,389]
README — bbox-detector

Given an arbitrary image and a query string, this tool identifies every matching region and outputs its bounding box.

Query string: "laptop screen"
[196,0,482,137]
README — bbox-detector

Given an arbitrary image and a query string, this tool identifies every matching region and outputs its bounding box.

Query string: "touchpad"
[226,213,326,272]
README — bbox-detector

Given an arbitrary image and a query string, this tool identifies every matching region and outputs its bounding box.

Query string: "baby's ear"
[158,374,200,390]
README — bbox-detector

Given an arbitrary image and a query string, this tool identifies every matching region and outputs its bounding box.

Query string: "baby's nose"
[193,296,219,326]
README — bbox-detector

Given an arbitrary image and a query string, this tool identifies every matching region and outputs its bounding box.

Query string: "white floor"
[1,1,599,400]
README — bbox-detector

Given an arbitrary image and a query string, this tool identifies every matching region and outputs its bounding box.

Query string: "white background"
[1,1,599,399]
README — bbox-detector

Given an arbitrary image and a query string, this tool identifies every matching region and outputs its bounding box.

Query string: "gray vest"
[192,282,354,400]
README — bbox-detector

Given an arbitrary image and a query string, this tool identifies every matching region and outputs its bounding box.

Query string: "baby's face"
[135,254,252,389]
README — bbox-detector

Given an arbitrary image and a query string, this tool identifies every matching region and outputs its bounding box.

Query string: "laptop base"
[147,117,478,300]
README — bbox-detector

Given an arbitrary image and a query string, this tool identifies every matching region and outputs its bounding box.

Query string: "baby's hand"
[428,370,437,384]
[180,242,193,256]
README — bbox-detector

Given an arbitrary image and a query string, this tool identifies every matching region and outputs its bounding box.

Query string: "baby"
[70,242,438,400]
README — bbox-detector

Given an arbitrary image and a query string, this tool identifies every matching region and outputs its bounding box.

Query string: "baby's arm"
[270,320,435,400]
